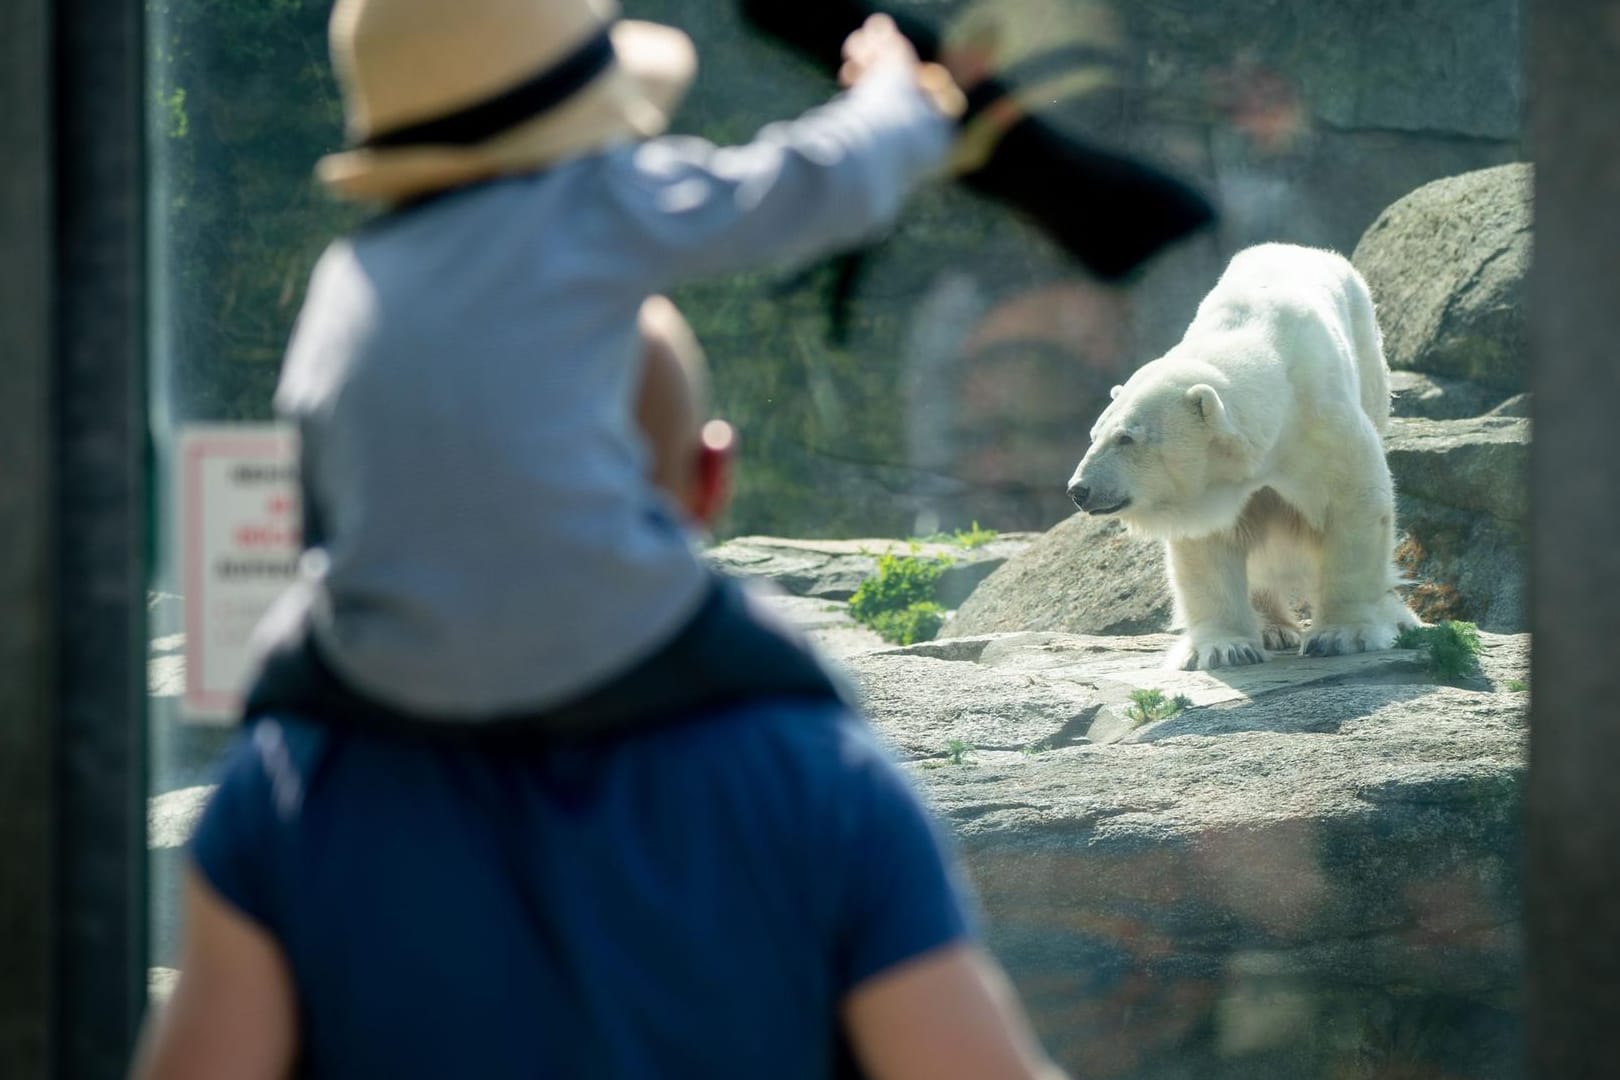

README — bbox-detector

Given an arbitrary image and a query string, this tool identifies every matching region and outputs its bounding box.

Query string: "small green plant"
[1021,740,1054,757]
[953,521,999,549]
[1395,620,1483,680]
[918,520,999,550]
[849,552,951,645]
[943,738,973,765]
[1124,688,1193,727]
[865,603,946,645]
[1506,678,1528,693]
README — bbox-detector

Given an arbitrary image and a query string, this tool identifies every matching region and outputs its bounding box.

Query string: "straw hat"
[317,0,697,202]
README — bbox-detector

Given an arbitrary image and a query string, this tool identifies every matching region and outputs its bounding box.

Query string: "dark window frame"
[0,0,149,1076]
[1525,0,1620,1074]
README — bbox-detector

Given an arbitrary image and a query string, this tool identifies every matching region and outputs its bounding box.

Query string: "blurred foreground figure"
[136,0,1066,1068]
[132,294,1068,1079]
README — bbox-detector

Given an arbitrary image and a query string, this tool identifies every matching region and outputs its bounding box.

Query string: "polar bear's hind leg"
[1301,463,1416,656]
[1254,590,1302,651]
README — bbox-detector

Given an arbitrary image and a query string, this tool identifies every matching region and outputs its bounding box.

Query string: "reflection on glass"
[145,1,1530,1076]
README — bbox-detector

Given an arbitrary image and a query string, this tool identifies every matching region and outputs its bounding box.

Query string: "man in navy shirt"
[134,301,1067,1079]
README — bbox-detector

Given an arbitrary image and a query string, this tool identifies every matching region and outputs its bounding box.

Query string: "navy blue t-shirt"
[190,702,976,1078]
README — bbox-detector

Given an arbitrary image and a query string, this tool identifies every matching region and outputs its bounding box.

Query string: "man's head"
[635,296,735,530]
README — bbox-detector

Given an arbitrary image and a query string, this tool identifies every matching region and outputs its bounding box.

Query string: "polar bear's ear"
[1187,384,1239,436]
[1109,385,1124,400]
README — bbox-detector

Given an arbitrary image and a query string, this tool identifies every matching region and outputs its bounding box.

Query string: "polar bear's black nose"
[1068,483,1090,510]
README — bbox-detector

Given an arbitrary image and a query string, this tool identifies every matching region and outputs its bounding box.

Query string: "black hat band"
[361,25,618,150]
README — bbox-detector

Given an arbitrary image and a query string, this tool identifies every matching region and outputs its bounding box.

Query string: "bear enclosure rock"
[853,627,1529,1080]
[1389,370,1514,421]
[704,533,1037,608]
[147,590,1529,1080]
[941,514,1172,639]
[1387,416,1530,630]
[1353,163,1533,392]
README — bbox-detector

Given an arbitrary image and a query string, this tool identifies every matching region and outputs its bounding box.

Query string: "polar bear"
[1066,243,1420,670]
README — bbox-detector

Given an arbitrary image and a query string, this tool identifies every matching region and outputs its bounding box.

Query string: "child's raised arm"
[590,17,962,289]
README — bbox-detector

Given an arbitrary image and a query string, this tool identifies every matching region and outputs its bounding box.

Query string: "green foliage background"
[150,0,359,420]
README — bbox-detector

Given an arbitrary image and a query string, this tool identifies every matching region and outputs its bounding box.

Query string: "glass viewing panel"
[146,0,1531,1075]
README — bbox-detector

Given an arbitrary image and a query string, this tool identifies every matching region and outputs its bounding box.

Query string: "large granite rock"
[853,629,1529,1080]
[1388,416,1529,630]
[942,514,1172,638]
[1114,0,1523,321]
[1354,163,1533,391]
[1389,369,1513,421]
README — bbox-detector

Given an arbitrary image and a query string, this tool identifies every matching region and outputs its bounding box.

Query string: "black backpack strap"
[242,572,855,748]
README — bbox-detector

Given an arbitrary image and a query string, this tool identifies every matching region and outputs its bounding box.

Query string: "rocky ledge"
[841,622,1526,1078]
[705,532,1038,607]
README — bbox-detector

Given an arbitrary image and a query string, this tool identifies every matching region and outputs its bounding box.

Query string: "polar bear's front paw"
[1301,621,1399,657]
[1169,634,1268,670]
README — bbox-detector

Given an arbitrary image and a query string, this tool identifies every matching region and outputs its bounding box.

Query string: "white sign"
[176,424,301,721]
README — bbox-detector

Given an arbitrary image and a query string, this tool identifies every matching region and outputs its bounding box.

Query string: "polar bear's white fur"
[1066,243,1419,670]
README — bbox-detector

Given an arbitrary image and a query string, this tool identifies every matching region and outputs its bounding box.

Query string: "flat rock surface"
[705,533,1037,606]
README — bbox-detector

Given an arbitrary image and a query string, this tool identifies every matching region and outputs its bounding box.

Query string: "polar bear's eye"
[1115,432,1135,448]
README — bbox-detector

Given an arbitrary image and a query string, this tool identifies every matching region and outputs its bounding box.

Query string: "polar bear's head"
[1065,360,1264,539]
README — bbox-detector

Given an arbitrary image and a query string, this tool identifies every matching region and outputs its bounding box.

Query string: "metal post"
[1526,0,1620,1075]
[0,0,58,1073]
[51,0,151,1071]
[0,0,148,1076]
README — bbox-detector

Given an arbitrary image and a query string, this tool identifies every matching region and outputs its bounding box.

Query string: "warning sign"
[177,424,301,721]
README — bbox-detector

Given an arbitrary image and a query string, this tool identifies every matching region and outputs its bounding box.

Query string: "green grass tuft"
[1124,688,1193,727]
[865,603,946,646]
[935,521,999,549]
[1395,620,1484,680]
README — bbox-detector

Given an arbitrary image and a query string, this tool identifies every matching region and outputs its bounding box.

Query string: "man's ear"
[1109,384,1124,400]
[1186,384,1238,437]
[689,420,735,530]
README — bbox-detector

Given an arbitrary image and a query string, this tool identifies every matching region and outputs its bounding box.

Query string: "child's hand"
[839,14,921,87]
[840,14,966,120]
